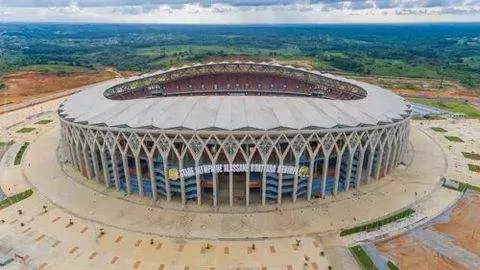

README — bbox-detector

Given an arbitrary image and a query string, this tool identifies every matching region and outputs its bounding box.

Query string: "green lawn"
[407,97,480,119]
[349,245,377,270]
[468,164,480,173]
[431,127,447,132]
[340,208,415,236]
[14,142,30,165]
[19,64,90,74]
[16,127,36,133]
[35,119,53,125]
[0,189,33,210]
[444,136,464,143]
[462,152,480,160]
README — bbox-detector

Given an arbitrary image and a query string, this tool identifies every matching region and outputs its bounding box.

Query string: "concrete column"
[163,158,171,201]
[333,151,342,195]
[213,163,218,207]
[355,149,366,188]
[307,158,314,200]
[122,154,131,194]
[245,162,250,207]
[68,143,79,169]
[134,155,144,196]
[262,170,267,206]
[82,146,93,180]
[366,147,375,183]
[383,144,392,177]
[75,144,83,172]
[277,161,284,205]
[321,153,329,197]
[147,155,157,201]
[179,159,185,206]
[195,160,201,205]
[389,142,399,172]
[292,158,300,202]
[99,148,110,187]
[374,147,385,181]
[229,164,233,207]
[90,147,101,182]
[344,152,354,191]
[110,152,120,190]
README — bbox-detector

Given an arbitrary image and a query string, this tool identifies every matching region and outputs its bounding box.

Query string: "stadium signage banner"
[168,164,309,180]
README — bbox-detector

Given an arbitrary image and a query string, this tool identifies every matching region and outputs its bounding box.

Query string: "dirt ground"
[376,235,466,270]
[433,192,480,256]
[0,71,120,105]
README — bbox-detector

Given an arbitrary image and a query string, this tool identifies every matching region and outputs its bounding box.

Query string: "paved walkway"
[22,122,451,240]
[409,229,480,269]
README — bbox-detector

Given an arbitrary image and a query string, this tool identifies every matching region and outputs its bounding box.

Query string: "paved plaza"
[0,96,478,269]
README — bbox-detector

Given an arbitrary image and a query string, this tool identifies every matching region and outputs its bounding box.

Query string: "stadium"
[58,62,412,207]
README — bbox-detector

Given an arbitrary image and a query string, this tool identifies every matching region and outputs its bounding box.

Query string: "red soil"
[433,192,480,256]
[376,235,466,270]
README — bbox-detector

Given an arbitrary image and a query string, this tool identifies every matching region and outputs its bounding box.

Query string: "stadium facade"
[58,62,411,207]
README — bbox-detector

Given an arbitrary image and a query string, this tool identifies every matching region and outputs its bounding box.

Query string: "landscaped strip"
[34,119,53,125]
[462,152,480,160]
[0,189,33,210]
[431,127,447,132]
[349,245,377,270]
[387,261,399,270]
[441,179,480,192]
[0,140,14,147]
[14,142,30,165]
[340,208,415,236]
[16,127,36,133]
[468,164,480,173]
[444,136,464,143]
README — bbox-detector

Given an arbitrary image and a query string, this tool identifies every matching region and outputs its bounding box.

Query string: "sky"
[0,0,479,23]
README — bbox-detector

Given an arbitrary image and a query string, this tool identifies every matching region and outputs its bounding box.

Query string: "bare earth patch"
[433,192,480,256]
[1,71,118,105]
[376,235,466,270]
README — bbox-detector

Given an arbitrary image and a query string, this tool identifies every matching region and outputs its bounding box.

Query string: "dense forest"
[0,23,479,88]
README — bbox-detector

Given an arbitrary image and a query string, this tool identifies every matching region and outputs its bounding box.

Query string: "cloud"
[0,0,478,23]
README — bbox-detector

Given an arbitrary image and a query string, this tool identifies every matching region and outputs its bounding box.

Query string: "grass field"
[407,97,480,118]
[35,119,53,125]
[16,127,36,133]
[19,64,90,74]
[349,245,377,270]
[0,189,33,210]
[444,136,464,143]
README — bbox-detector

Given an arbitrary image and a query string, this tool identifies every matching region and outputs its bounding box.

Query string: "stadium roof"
[59,62,410,132]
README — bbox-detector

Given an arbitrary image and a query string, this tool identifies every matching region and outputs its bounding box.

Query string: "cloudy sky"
[0,0,479,23]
